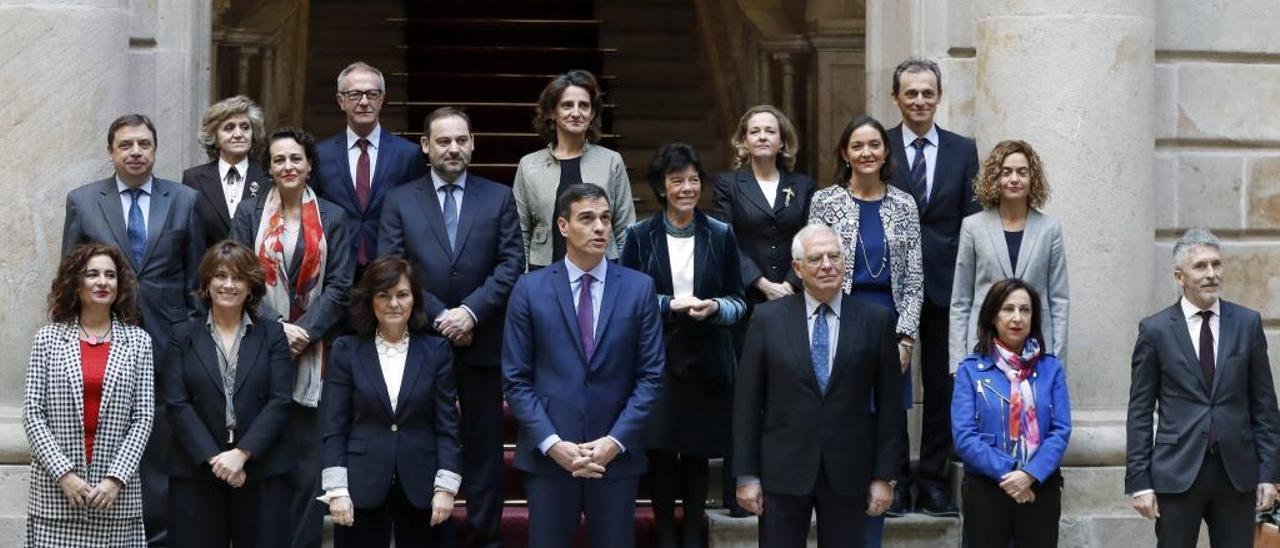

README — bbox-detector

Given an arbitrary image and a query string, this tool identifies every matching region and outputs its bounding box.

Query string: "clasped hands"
[435,308,475,347]
[999,470,1036,504]
[669,296,719,321]
[57,472,121,510]
[549,438,621,479]
[208,448,250,488]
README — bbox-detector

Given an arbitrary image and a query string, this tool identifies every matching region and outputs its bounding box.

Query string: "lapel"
[888,126,917,203]
[97,318,131,422]
[415,180,455,260]
[1167,304,1209,396]
[928,129,958,213]
[243,163,268,202]
[646,217,674,295]
[1212,303,1235,398]
[233,322,265,395]
[981,210,1014,278]
[395,337,427,419]
[331,134,361,213]
[737,170,776,218]
[141,181,173,267]
[96,180,134,269]
[825,297,859,391]
[368,129,394,204]
[286,215,308,282]
[355,337,396,420]
[192,323,226,396]
[551,263,590,364]
[590,265,623,371]
[453,175,480,258]
[781,295,823,397]
[195,163,232,226]
[58,324,88,436]
[1016,211,1045,278]
[692,214,712,297]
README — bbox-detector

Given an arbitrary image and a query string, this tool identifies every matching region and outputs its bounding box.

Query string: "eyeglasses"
[802,252,842,266]
[341,89,384,102]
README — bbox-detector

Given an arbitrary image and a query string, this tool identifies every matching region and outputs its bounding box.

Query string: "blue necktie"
[124,187,147,267]
[811,304,831,393]
[910,137,929,208]
[441,184,458,251]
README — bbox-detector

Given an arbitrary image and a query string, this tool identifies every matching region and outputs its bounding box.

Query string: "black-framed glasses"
[341,89,384,102]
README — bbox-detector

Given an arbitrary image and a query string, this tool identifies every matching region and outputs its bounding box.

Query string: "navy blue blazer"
[501,261,665,477]
[321,334,462,509]
[163,315,294,480]
[378,173,525,367]
[312,127,427,267]
[886,125,981,307]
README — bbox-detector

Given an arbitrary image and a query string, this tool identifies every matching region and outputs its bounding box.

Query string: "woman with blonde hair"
[183,95,271,248]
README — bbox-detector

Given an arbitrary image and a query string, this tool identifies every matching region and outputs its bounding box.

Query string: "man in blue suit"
[502,183,665,548]
[312,61,426,277]
[379,107,524,548]
[885,57,981,517]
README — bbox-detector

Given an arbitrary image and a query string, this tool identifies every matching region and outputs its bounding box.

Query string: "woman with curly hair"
[183,95,271,249]
[23,243,154,547]
[949,140,1068,373]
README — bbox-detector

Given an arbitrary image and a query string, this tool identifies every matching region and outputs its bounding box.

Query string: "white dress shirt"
[1181,296,1221,363]
[901,124,940,199]
[116,177,154,232]
[346,124,381,188]
[217,157,249,217]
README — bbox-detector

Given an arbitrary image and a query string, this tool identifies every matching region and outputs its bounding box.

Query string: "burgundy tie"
[577,273,595,360]
[1197,310,1217,446]
[355,138,371,263]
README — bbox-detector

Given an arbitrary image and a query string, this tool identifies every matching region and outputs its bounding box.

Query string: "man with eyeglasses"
[312,61,426,283]
[733,223,902,547]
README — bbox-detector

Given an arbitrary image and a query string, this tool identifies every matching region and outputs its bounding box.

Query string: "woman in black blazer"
[164,240,293,547]
[621,144,746,547]
[320,256,462,547]
[230,127,354,544]
[711,105,816,305]
[182,95,270,249]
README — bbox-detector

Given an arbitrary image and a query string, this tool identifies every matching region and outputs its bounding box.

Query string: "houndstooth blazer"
[23,319,154,521]
[808,184,924,338]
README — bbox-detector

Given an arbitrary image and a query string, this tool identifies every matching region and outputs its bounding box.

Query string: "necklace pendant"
[86,335,102,346]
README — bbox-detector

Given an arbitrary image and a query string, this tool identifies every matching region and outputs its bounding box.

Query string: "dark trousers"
[142,395,171,546]
[650,451,709,547]
[288,402,325,548]
[334,479,447,548]
[961,471,1062,547]
[916,302,953,488]
[759,466,868,548]
[1155,450,1255,548]
[169,475,291,548]
[525,472,641,548]
[457,365,505,548]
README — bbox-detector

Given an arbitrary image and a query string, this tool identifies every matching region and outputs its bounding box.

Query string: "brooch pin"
[782,187,795,208]
[249,181,260,197]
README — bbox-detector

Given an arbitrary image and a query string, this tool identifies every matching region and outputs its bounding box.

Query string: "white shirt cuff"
[316,487,350,504]
[459,305,478,324]
[435,469,462,495]
[737,475,761,487]
[1129,489,1154,498]
[539,434,562,455]
[607,435,626,453]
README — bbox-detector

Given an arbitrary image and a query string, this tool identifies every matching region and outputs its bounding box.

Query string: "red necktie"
[355,138,371,210]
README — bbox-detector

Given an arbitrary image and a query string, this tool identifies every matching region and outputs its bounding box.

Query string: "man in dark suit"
[312,61,426,277]
[61,113,205,546]
[733,224,900,547]
[380,107,524,548]
[1127,228,1279,547]
[502,183,665,548]
[885,57,979,516]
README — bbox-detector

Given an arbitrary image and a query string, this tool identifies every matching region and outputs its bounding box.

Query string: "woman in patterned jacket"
[807,114,924,548]
[23,242,154,547]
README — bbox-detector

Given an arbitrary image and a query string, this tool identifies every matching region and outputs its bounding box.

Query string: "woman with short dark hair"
[621,143,746,548]
[163,240,294,547]
[514,69,635,270]
[320,256,461,547]
[952,278,1071,547]
[24,243,153,547]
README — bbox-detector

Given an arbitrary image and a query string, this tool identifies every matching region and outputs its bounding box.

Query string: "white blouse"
[667,234,695,298]
[757,176,780,208]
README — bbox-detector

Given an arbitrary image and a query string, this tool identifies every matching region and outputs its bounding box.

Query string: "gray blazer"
[512,143,636,269]
[949,209,1069,372]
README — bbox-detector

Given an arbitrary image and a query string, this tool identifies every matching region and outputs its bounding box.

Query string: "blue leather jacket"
[951,352,1072,482]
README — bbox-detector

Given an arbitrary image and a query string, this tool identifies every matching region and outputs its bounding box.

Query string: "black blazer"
[230,192,354,342]
[163,315,294,480]
[1126,300,1280,494]
[378,173,525,367]
[732,294,902,497]
[181,160,270,249]
[322,334,462,509]
[711,169,815,300]
[886,125,980,307]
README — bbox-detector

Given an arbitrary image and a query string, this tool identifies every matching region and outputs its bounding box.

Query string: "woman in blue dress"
[808,114,923,547]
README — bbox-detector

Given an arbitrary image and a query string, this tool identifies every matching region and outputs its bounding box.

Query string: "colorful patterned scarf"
[255,185,327,406]
[993,337,1042,465]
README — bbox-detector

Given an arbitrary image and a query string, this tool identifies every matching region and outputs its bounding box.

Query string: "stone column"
[973,0,1155,466]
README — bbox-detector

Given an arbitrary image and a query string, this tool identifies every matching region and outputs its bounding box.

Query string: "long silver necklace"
[850,188,889,279]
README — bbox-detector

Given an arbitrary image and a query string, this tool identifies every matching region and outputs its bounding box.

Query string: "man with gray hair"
[312,61,426,279]
[733,224,902,547]
[1126,227,1280,547]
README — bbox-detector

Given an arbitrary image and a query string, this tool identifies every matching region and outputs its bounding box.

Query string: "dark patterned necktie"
[910,137,929,208]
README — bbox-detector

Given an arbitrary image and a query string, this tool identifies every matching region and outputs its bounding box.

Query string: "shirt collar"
[205,310,254,331]
[1180,295,1221,320]
[347,124,382,150]
[116,176,154,195]
[901,123,939,148]
[217,157,250,182]
[430,169,468,192]
[804,291,842,320]
[565,256,608,284]
[375,330,411,355]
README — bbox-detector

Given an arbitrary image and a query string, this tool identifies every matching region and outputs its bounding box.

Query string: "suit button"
[391,424,399,432]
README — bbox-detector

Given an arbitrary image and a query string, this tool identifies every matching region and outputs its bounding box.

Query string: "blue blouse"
[850,197,895,311]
